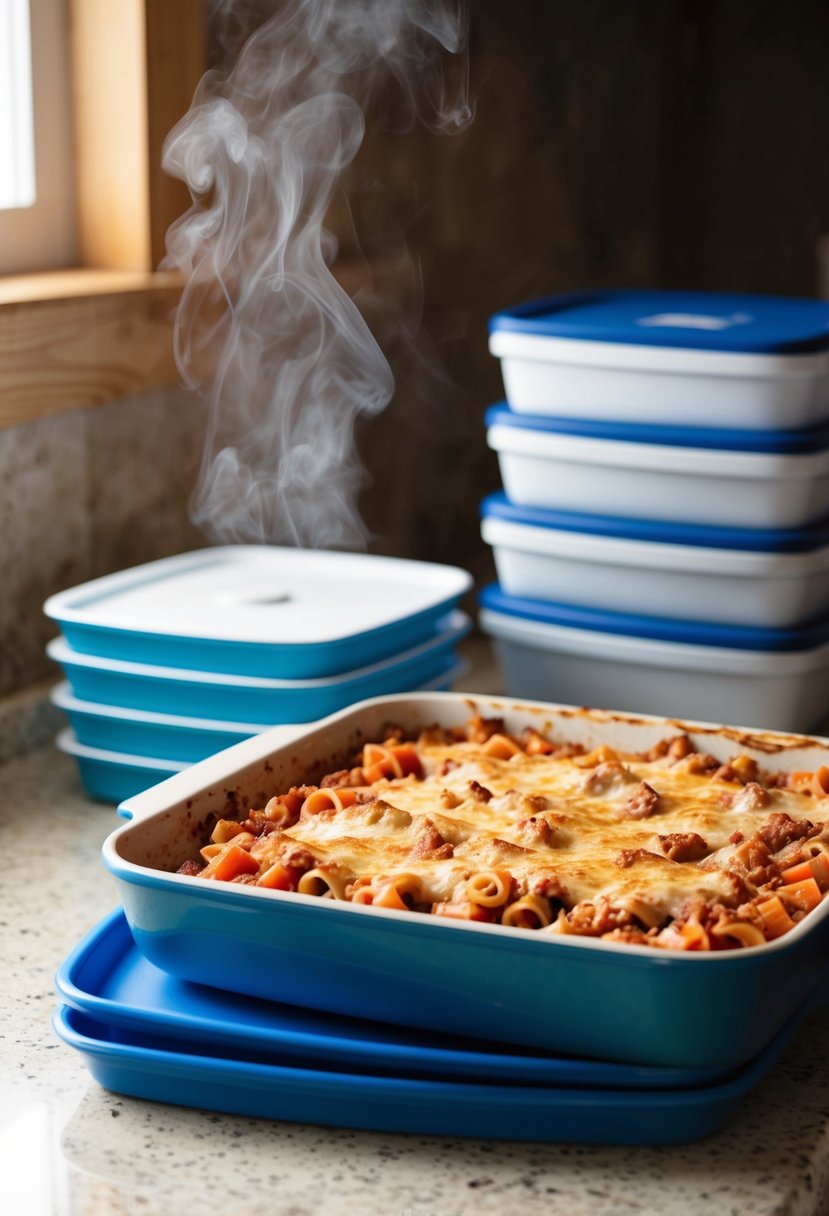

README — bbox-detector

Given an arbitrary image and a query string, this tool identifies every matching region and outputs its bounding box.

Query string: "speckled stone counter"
[3,740,829,1216]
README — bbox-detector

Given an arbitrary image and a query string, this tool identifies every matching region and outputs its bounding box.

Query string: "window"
[0,0,206,430]
[0,0,35,210]
[0,0,76,274]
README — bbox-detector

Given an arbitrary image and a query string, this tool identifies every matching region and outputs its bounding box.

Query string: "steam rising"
[163,0,470,549]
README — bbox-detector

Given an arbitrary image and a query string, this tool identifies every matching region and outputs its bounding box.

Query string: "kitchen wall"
[4,0,829,707]
[354,0,829,575]
[1,387,206,701]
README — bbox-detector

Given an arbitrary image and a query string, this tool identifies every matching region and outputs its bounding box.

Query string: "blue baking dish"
[55,908,732,1090]
[47,613,470,722]
[104,692,829,1072]
[51,1001,801,1144]
[44,547,472,678]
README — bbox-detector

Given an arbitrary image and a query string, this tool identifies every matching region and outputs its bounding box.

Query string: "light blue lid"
[479,583,829,652]
[489,289,829,354]
[481,492,829,554]
[485,403,829,456]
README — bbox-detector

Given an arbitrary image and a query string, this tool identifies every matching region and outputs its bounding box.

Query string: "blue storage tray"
[481,491,829,556]
[56,731,185,805]
[478,585,829,654]
[488,289,829,354]
[44,548,472,679]
[56,910,731,1090]
[51,683,265,762]
[52,997,800,1144]
[485,403,829,456]
[56,661,464,805]
[47,614,470,722]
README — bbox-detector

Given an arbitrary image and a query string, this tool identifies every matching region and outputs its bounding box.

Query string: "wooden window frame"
[0,0,206,430]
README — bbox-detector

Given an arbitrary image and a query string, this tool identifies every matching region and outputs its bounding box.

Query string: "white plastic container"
[489,289,829,426]
[486,407,829,527]
[478,586,829,733]
[481,494,829,628]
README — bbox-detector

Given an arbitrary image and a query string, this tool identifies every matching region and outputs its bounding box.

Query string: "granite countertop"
[3,708,829,1215]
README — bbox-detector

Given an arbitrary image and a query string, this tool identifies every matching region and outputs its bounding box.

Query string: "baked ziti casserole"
[177,714,829,950]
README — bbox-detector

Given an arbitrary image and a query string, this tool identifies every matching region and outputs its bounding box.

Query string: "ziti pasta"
[177,715,829,951]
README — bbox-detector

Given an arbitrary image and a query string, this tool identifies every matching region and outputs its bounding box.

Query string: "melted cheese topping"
[250,741,826,921]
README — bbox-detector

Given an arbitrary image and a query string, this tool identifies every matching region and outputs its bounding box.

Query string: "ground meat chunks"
[639,734,693,764]
[679,752,720,776]
[465,716,506,744]
[615,848,666,869]
[519,727,554,755]
[581,761,634,795]
[658,832,709,862]
[408,819,454,861]
[516,815,562,848]
[721,812,820,888]
[319,769,352,789]
[176,858,203,877]
[757,810,821,853]
[623,782,660,819]
[565,898,638,936]
[468,780,493,803]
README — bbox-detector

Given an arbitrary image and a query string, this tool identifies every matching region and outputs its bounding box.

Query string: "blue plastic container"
[488,288,829,428]
[52,999,801,1144]
[477,585,829,731]
[56,731,186,805]
[485,402,829,528]
[55,663,465,804]
[47,613,470,723]
[485,402,829,455]
[481,491,829,629]
[44,547,472,679]
[51,683,265,762]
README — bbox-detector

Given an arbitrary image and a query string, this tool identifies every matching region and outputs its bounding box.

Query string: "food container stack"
[480,288,829,731]
[44,547,472,803]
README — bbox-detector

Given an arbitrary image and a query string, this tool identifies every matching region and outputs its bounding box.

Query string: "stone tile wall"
[0,386,206,700]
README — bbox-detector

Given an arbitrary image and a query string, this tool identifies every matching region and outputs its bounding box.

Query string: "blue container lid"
[479,583,829,652]
[489,289,829,355]
[481,492,829,555]
[485,403,829,456]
